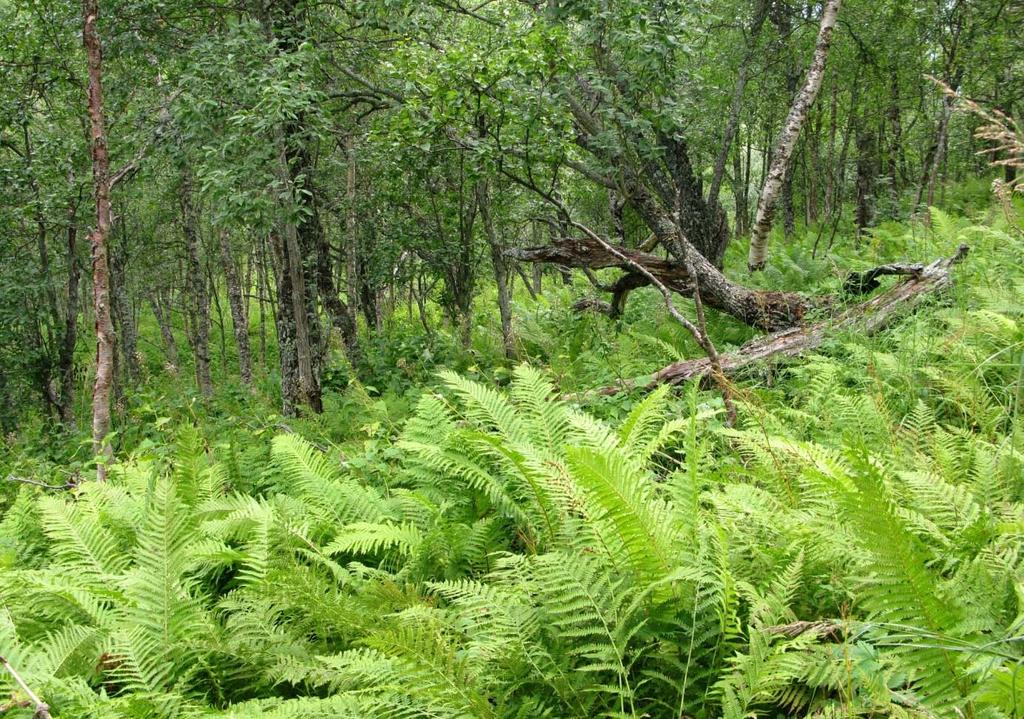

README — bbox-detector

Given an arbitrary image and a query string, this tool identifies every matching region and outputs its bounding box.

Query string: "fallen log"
[510,237,693,294]
[575,245,969,397]
[510,236,810,329]
[512,237,692,319]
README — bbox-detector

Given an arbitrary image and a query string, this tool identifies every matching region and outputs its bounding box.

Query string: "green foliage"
[3,258,1023,716]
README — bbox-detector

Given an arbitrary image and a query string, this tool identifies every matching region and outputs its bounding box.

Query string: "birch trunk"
[83,0,115,480]
[919,91,955,212]
[748,0,842,270]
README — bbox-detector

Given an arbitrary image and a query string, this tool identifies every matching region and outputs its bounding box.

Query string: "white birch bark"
[748,0,842,270]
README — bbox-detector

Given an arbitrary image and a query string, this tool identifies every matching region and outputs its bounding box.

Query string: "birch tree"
[747,0,842,271]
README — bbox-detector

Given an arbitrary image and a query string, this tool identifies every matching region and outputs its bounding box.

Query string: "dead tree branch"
[5,475,77,491]
[564,220,737,420]
[575,245,968,398]
[0,655,52,719]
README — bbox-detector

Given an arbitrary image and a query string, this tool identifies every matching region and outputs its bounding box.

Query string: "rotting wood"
[567,245,968,398]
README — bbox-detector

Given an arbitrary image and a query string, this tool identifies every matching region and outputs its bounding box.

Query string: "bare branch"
[5,475,77,491]
[0,655,53,719]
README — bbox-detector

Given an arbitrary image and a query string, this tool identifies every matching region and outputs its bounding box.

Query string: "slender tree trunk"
[609,190,626,243]
[58,176,82,426]
[782,164,796,238]
[280,200,319,411]
[824,81,838,217]
[855,117,877,236]
[887,70,904,202]
[477,179,515,359]
[180,178,213,398]
[919,89,956,212]
[832,84,859,220]
[708,0,771,207]
[259,0,328,413]
[257,236,269,367]
[149,292,179,370]
[209,268,228,375]
[415,273,433,339]
[733,136,751,235]
[24,125,60,409]
[268,231,300,415]
[83,0,115,480]
[748,0,842,270]
[345,135,360,320]
[217,231,253,386]
[110,248,139,386]
[807,110,822,223]
[531,221,543,295]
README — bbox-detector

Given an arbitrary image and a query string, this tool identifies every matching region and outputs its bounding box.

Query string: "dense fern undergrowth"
[2,201,1024,718]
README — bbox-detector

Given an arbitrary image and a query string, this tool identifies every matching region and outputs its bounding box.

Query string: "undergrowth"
[1,203,1023,717]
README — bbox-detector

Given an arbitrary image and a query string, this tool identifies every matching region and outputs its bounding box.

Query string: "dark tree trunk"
[477,179,515,359]
[345,135,361,323]
[149,291,179,371]
[316,232,361,367]
[562,82,810,331]
[267,231,300,416]
[855,119,877,236]
[276,208,321,413]
[259,0,326,414]
[180,178,213,398]
[609,190,626,244]
[512,231,809,333]
[655,136,731,268]
[257,236,271,367]
[585,247,968,397]
[217,231,253,386]
[83,0,115,480]
[24,119,61,416]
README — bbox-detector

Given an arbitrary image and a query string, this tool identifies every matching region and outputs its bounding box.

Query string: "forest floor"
[1,191,1023,717]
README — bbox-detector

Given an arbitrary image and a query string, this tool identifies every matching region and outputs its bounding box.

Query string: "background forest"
[1,0,1023,717]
